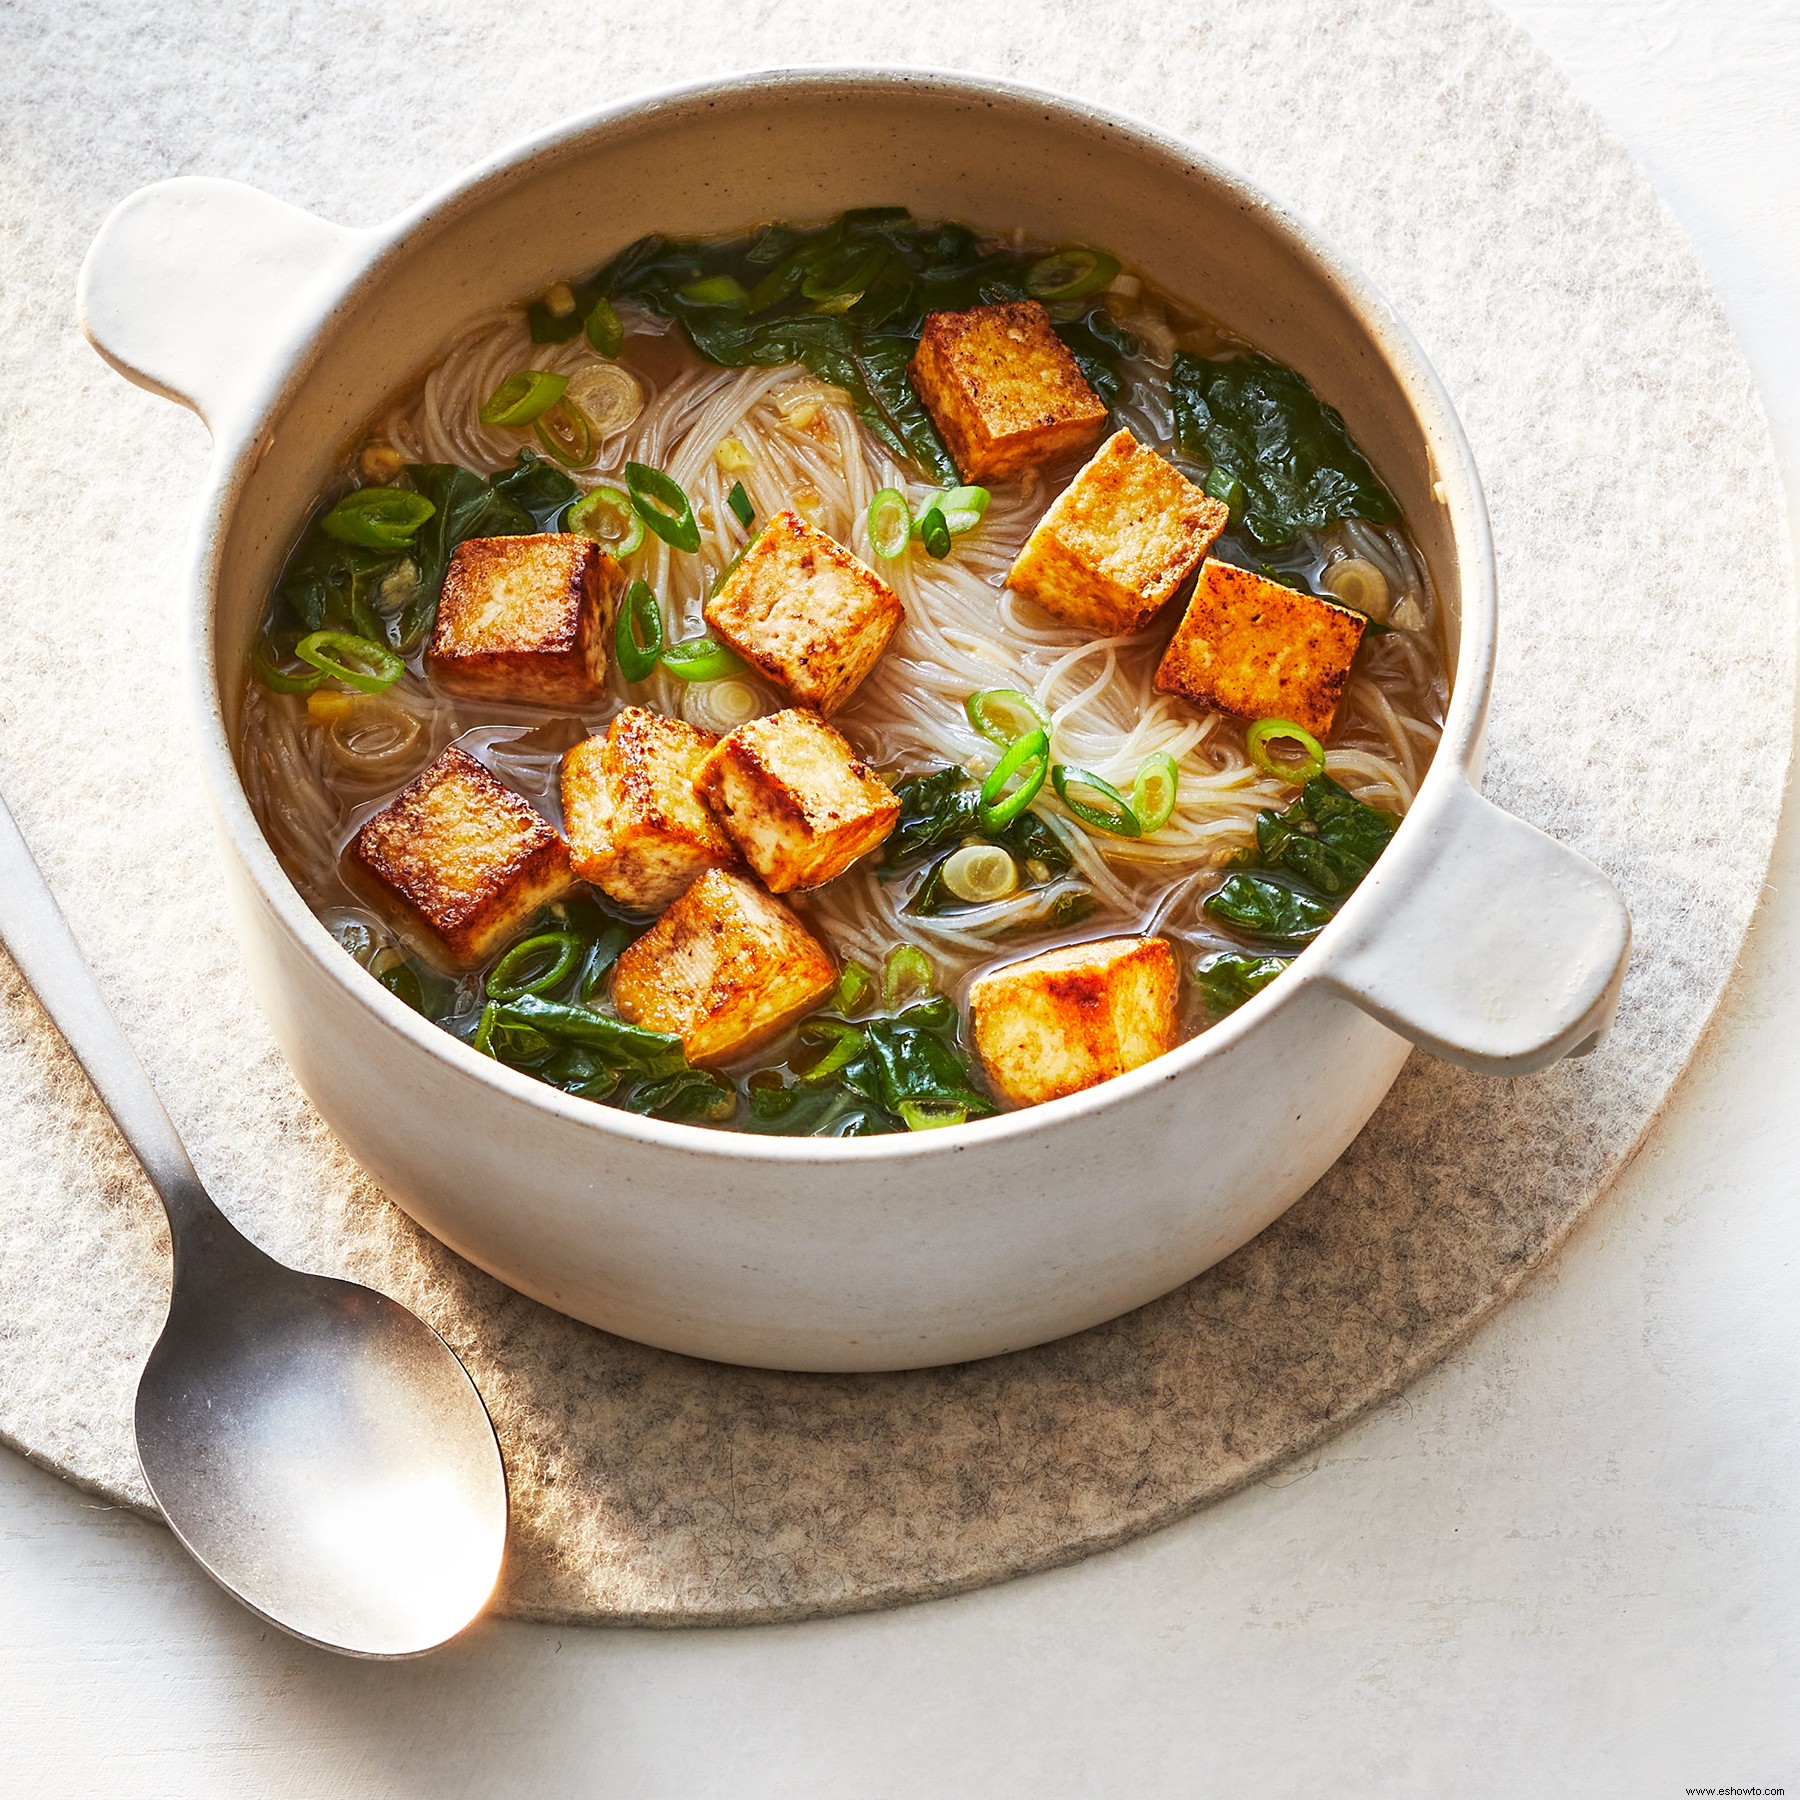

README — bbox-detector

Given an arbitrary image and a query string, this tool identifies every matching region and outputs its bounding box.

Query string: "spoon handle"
[0,787,208,1218]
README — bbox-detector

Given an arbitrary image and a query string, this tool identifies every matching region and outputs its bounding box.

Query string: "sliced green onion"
[661,636,748,682]
[1245,718,1327,785]
[1204,464,1246,524]
[319,486,436,551]
[727,480,755,529]
[486,930,582,1001]
[966,686,1053,748]
[798,1020,867,1084]
[831,961,874,1016]
[1052,764,1142,838]
[1131,751,1181,833]
[567,484,645,556]
[679,273,749,308]
[479,369,569,428]
[584,297,624,358]
[917,503,951,559]
[251,638,326,695]
[883,944,934,1008]
[867,486,912,560]
[977,727,1050,833]
[533,399,596,469]
[471,1001,500,1057]
[941,843,1020,904]
[914,482,986,536]
[294,630,404,695]
[1024,246,1121,303]
[624,460,702,554]
[707,544,750,599]
[899,1099,967,1132]
[614,580,663,683]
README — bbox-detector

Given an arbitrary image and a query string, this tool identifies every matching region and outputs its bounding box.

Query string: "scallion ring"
[679,273,749,308]
[831,961,873,1016]
[866,486,912,560]
[797,1020,867,1084]
[1131,751,1181,833]
[567,483,645,556]
[937,485,990,536]
[661,637,749,683]
[917,503,951,559]
[564,362,642,438]
[251,638,326,695]
[319,486,436,551]
[965,686,1053,748]
[614,580,663,683]
[1024,246,1121,303]
[977,726,1050,833]
[883,944,934,1008]
[1052,764,1142,838]
[941,843,1020,905]
[624,460,702,553]
[294,630,404,695]
[584,297,624,358]
[533,398,596,469]
[1245,718,1327,785]
[486,930,583,1002]
[479,369,569,428]
[899,1099,967,1132]
[727,480,755,529]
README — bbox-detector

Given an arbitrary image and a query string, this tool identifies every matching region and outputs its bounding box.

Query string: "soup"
[240,209,1446,1136]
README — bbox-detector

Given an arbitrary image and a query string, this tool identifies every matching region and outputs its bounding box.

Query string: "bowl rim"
[188,64,1497,1166]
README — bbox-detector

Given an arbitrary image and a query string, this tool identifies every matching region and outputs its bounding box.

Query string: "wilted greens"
[572,210,1134,482]
[1169,351,1400,547]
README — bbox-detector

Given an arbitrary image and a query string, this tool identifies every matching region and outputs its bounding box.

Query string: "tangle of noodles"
[240,269,1448,1091]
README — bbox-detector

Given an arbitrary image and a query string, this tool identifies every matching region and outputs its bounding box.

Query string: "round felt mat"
[0,0,1793,1625]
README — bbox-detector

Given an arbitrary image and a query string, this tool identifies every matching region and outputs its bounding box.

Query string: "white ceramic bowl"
[78,70,1630,1371]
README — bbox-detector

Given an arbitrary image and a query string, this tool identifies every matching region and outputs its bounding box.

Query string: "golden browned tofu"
[969,936,1180,1108]
[560,708,739,912]
[348,745,575,968]
[426,534,621,705]
[908,300,1108,482]
[1006,429,1229,633]
[611,869,837,1065]
[697,708,900,894]
[1154,559,1366,737]
[703,511,902,716]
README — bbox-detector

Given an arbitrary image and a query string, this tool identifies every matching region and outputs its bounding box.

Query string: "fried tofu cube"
[426,534,621,705]
[560,708,739,912]
[1007,429,1229,633]
[611,869,837,1065]
[348,744,575,968]
[908,299,1109,482]
[969,936,1180,1108]
[1154,559,1367,737]
[697,708,900,894]
[703,511,902,716]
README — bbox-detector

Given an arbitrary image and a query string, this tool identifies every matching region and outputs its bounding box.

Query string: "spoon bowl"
[137,1214,507,1656]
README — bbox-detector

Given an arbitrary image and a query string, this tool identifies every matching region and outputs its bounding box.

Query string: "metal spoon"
[0,791,508,1656]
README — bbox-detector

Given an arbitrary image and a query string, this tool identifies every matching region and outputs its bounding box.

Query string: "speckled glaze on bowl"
[77,70,1629,1371]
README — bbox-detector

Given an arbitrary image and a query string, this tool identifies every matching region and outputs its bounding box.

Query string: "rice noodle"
[242,286,1448,1004]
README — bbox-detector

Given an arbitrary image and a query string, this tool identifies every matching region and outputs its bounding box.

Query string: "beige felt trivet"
[0,0,1793,1625]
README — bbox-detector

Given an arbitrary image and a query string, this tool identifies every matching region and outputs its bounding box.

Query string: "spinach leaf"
[1194,951,1291,1019]
[854,1005,993,1121]
[886,766,1075,915]
[1169,351,1400,546]
[275,529,402,638]
[1203,871,1339,945]
[491,449,578,525]
[1203,775,1400,944]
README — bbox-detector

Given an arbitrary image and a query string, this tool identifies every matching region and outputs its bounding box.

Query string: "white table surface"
[4,3,1797,1793]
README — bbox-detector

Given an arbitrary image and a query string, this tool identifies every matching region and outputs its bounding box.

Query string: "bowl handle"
[1316,771,1631,1076]
[77,177,370,442]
